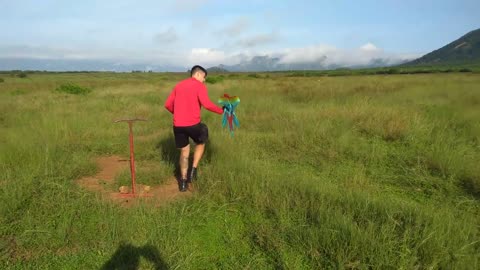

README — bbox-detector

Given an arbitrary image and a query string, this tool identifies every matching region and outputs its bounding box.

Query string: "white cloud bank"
[0,42,420,69]
[277,43,416,67]
[187,48,226,66]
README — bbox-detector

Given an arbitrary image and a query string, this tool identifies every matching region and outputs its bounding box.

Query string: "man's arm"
[198,85,223,114]
[164,88,175,114]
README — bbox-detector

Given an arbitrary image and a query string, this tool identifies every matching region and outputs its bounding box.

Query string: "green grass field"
[1,72,479,269]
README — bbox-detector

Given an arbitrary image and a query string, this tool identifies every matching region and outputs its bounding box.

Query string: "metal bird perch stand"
[114,118,151,197]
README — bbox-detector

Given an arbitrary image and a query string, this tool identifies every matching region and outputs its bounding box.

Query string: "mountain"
[206,66,229,73]
[404,28,480,66]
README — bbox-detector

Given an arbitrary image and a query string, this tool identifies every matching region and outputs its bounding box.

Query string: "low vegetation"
[0,71,479,268]
[55,83,92,95]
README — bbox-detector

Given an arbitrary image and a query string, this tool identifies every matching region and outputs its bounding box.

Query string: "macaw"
[218,94,240,136]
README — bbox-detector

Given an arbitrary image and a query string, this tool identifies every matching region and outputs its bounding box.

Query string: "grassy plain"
[1,71,479,269]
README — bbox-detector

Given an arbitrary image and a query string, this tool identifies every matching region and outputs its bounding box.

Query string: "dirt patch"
[76,156,192,207]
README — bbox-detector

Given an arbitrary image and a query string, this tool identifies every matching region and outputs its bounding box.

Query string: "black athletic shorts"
[173,122,209,148]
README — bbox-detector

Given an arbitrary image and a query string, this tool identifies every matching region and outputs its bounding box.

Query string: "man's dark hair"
[190,65,207,77]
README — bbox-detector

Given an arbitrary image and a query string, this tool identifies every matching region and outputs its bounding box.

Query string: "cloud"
[153,27,178,44]
[360,42,379,51]
[217,18,250,37]
[237,32,279,48]
[185,48,258,67]
[187,48,227,66]
[0,42,420,70]
[278,43,417,66]
[278,45,336,64]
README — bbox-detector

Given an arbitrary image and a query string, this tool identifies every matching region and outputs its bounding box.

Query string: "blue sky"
[1,0,479,68]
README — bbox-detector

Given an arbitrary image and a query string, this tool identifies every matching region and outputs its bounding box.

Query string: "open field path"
[76,156,192,207]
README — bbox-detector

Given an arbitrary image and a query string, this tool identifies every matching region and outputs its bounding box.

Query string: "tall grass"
[1,72,479,269]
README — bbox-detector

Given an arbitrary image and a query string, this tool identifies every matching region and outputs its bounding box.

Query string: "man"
[164,65,224,192]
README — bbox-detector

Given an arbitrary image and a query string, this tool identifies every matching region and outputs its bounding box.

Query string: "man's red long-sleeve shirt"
[164,78,223,127]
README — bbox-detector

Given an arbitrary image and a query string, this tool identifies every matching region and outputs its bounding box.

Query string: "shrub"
[55,83,92,95]
[17,72,28,78]
[0,78,4,83]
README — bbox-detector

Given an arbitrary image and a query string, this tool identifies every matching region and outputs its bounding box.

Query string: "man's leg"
[187,143,204,182]
[193,143,205,168]
[189,123,209,182]
[179,144,190,180]
[178,144,190,191]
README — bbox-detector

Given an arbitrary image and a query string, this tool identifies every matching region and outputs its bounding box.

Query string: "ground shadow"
[100,242,168,270]
[460,175,480,200]
[156,134,215,179]
[156,136,180,179]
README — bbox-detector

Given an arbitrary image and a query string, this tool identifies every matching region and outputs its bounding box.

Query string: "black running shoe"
[188,167,198,182]
[178,178,188,192]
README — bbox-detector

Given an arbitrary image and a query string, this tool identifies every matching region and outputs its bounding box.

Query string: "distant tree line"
[284,66,477,77]
[131,70,154,73]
